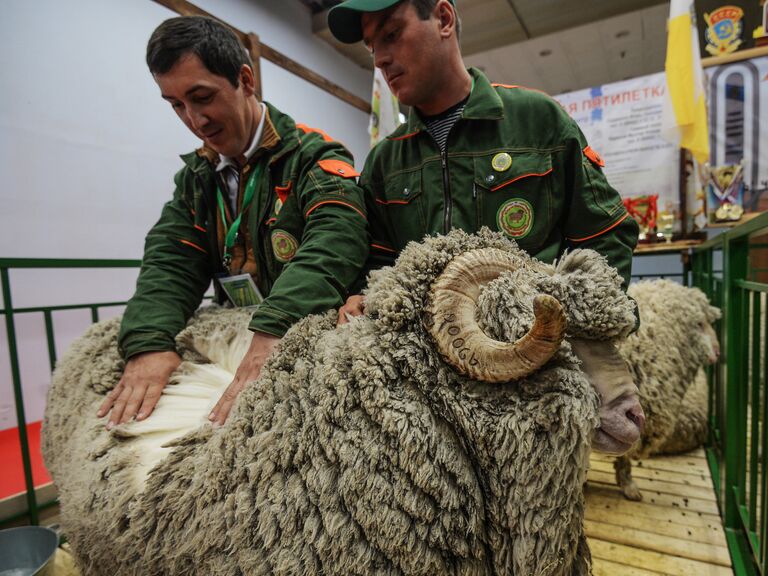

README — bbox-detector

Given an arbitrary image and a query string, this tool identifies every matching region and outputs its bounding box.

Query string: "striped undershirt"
[421,94,469,153]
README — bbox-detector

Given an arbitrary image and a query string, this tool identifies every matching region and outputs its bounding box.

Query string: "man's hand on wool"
[336,294,366,326]
[97,350,182,429]
[208,331,280,426]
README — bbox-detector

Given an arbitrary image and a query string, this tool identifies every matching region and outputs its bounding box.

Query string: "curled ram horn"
[425,248,566,382]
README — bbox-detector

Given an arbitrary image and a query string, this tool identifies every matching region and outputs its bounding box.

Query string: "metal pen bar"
[760,300,768,574]
[761,301,768,567]
[1,267,38,525]
[43,310,57,373]
[749,291,761,534]
[0,301,129,315]
[0,258,141,269]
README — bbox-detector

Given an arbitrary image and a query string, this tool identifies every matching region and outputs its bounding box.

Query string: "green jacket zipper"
[441,150,452,234]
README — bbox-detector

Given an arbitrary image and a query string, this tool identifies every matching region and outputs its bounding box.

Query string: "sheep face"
[700,321,720,364]
[699,315,721,364]
[570,340,644,454]
[687,286,721,365]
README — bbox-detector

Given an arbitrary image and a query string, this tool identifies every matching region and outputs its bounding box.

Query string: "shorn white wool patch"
[119,323,253,488]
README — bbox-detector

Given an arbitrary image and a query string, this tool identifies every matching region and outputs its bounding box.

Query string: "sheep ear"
[543,249,636,340]
[554,249,609,277]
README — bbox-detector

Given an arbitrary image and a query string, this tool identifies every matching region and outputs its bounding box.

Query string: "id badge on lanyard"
[217,273,263,308]
[216,163,264,308]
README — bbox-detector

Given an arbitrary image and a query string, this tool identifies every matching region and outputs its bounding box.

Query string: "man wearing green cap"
[329,0,638,321]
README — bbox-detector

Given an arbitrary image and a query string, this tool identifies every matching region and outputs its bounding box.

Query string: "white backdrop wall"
[0,0,371,431]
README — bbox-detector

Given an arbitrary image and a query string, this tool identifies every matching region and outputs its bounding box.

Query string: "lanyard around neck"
[217,162,263,270]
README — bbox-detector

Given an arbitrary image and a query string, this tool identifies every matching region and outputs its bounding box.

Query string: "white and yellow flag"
[661,0,710,164]
[369,67,401,148]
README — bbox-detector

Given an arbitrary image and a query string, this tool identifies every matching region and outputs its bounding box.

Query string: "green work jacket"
[118,102,368,360]
[361,68,639,289]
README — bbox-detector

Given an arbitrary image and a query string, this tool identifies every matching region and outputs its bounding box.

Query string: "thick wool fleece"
[613,280,720,499]
[43,228,636,576]
[660,368,708,455]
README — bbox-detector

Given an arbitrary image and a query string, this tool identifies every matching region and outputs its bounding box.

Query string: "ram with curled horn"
[44,228,643,576]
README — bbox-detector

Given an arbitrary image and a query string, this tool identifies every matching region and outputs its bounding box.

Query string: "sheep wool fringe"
[43,228,637,576]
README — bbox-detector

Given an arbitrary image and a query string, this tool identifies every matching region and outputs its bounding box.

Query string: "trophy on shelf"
[623,195,658,243]
[657,211,676,243]
[704,161,745,223]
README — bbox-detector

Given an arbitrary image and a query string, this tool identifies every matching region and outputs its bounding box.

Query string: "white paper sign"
[555,73,681,213]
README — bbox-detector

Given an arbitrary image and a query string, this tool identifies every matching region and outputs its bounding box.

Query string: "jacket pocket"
[376,169,427,249]
[473,151,553,251]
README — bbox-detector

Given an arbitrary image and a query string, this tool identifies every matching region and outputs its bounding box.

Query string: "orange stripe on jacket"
[371,243,397,253]
[296,123,333,142]
[305,200,366,220]
[179,239,208,254]
[493,83,554,98]
[490,168,554,192]
[388,131,419,141]
[567,212,630,243]
[375,198,409,205]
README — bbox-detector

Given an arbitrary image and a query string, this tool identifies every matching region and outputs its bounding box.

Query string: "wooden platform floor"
[587,449,732,576]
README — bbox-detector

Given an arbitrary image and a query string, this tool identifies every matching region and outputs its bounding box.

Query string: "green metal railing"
[693,212,768,576]
[1,258,140,525]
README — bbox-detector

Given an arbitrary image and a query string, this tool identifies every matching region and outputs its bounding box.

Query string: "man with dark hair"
[98,16,368,427]
[329,0,638,321]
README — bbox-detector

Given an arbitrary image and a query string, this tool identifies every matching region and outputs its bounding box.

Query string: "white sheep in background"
[656,367,709,456]
[43,229,643,576]
[613,279,720,501]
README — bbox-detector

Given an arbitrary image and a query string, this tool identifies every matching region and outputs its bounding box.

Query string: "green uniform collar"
[462,68,505,120]
[387,68,504,141]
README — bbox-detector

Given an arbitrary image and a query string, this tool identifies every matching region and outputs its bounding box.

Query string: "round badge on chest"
[497,198,534,239]
[491,152,512,172]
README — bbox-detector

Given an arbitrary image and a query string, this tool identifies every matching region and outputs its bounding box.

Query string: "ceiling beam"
[504,0,531,39]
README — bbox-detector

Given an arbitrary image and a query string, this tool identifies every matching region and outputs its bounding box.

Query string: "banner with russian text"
[555,73,680,216]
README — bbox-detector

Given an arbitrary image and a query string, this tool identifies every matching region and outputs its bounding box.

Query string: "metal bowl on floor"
[0,526,59,576]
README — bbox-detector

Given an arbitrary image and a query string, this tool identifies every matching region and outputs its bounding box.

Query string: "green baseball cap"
[328,0,455,44]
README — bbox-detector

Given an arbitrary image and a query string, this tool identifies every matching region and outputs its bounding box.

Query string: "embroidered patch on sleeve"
[271,230,299,263]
